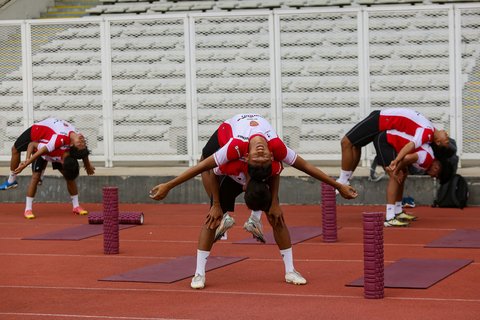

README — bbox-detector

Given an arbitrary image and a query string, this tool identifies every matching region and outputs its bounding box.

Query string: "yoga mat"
[22,224,137,241]
[425,229,480,248]
[234,226,323,245]
[346,258,473,289]
[99,255,248,283]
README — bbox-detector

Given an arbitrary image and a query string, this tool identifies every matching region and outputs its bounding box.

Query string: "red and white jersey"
[41,145,69,163]
[213,159,283,186]
[386,130,435,170]
[213,114,297,166]
[31,118,77,153]
[379,108,435,148]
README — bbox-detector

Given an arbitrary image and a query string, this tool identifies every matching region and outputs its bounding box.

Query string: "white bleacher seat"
[196,64,226,76]
[216,1,238,10]
[35,96,66,109]
[64,96,102,109]
[50,67,77,79]
[236,1,261,9]
[41,41,64,51]
[112,80,135,93]
[126,2,151,14]
[192,2,215,11]
[80,82,102,95]
[384,60,413,74]
[75,66,101,79]
[32,82,57,94]
[0,96,22,109]
[149,64,184,77]
[148,3,171,12]
[112,51,142,63]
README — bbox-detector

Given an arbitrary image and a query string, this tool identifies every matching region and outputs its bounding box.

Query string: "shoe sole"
[213,219,235,242]
[244,224,266,243]
[191,284,205,289]
[384,223,408,227]
[286,279,307,285]
[1,184,18,191]
[24,215,35,219]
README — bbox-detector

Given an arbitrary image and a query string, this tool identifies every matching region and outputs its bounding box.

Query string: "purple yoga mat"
[346,258,473,289]
[234,226,323,245]
[22,224,137,241]
[425,229,480,248]
[99,256,248,283]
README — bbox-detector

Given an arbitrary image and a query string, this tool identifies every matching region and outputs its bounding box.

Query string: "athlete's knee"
[11,145,19,155]
[341,136,353,149]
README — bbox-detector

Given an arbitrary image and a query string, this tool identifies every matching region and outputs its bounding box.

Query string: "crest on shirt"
[250,120,259,127]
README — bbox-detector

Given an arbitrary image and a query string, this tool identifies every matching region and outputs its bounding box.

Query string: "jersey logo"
[234,145,241,158]
[250,120,259,127]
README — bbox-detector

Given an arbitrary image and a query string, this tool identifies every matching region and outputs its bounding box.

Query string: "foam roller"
[88,211,144,225]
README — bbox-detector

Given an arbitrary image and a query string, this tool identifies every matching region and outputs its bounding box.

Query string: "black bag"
[433,174,469,209]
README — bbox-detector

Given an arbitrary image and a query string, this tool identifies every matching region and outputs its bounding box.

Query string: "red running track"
[0,203,479,320]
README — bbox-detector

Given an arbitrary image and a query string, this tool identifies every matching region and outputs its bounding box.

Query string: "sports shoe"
[0,180,18,190]
[243,216,266,243]
[402,196,416,208]
[24,210,35,220]
[395,211,417,221]
[214,213,235,242]
[384,218,409,227]
[191,274,205,289]
[285,270,307,285]
[73,206,88,215]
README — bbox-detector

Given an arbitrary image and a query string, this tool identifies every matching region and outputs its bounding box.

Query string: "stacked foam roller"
[88,211,144,225]
[103,187,119,255]
[362,212,384,299]
[321,182,337,242]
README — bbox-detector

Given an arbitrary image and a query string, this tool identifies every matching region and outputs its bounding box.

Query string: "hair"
[247,163,272,181]
[69,146,90,160]
[244,178,272,212]
[62,156,80,181]
[432,143,456,160]
[438,159,454,185]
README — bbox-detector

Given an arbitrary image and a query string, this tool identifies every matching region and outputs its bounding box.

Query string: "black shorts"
[372,131,397,167]
[345,110,381,147]
[31,157,63,173]
[202,129,220,159]
[14,127,32,152]
[202,129,243,212]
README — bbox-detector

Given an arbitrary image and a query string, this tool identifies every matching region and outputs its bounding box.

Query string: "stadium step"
[38,0,100,19]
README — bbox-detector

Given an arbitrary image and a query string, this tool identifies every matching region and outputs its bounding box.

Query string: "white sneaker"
[191,274,205,289]
[285,270,307,285]
[214,213,235,242]
[243,216,265,243]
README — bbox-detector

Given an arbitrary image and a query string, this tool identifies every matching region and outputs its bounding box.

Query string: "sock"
[395,201,403,214]
[386,204,396,220]
[8,172,17,184]
[195,249,210,276]
[337,170,352,184]
[280,247,295,274]
[71,195,80,208]
[251,210,262,221]
[25,197,34,211]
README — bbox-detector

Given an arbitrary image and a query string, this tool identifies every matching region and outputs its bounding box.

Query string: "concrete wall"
[0,0,53,20]
[1,175,478,207]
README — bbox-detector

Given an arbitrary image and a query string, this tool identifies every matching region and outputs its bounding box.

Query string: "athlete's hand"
[14,162,27,174]
[338,184,358,199]
[149,183,170,200]
[388,159,399,173]
[267,202,285,228]
[205,203,223,230]
[84,164,95,175]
